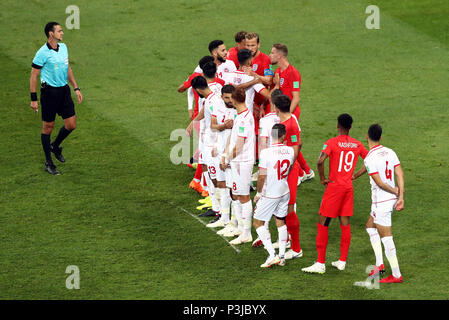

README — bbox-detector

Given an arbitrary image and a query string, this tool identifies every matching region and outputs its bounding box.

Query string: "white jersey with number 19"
[259,143,294,198]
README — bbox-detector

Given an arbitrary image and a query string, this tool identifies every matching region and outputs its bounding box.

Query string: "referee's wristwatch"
[74,87,81,91]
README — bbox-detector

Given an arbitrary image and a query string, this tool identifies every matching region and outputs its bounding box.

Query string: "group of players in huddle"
[178,31,405,283]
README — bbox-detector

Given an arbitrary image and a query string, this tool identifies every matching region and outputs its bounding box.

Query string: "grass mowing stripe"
[174,204,241,254]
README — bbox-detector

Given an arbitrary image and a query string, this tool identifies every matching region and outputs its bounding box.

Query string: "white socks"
[256,226,275,258]
[219,188,231,223]
[366,228,384,266]
[232,200,242,231]
[381,236,401,278]
[241,200,253,239]
[204,173,220,213]
[277,225,288,258]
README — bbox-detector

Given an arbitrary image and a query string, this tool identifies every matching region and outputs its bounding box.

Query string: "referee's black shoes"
[45,162,61,175]
[50,144,66,163]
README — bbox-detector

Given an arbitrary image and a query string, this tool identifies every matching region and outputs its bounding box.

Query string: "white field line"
[175,205,241,254]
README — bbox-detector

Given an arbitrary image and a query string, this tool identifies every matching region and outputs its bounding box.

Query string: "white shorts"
[208,156,223,181]
[370,200,396,227]
[254,193,290,222]
[230,161,254,196]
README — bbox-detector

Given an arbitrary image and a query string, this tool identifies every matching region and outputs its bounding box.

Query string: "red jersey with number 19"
[322,135,368,188]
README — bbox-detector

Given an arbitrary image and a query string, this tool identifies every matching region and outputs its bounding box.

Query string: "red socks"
[340,224,351,262]
[316,223,329,264]
[193,163,203,181]
[285,211,301,252]
[298,151,311,174]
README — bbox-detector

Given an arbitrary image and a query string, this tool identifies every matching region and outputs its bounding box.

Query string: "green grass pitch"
[0,0,448,299]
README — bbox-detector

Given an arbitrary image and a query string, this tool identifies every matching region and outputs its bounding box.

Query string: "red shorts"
[319,183,353,218]
[287,161,300,205]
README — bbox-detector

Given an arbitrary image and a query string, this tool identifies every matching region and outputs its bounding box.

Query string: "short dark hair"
[191,76,208,90]
[208,40,224,53]
[338,113,353,130]
[272,43,288,57]
[271,89,284,106]
[271,123,286,140]
[198,56,214,70]
[202,61,217,79]
[368,124,382,141]
[274,95,291,113]
[235,31,247,43]
[231,87,246,103]
[237,49,252,65]
[45,22,60,38]
[221,84,235,95]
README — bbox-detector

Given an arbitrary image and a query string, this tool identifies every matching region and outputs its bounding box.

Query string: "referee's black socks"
[41,133,53,164]
[52,126,73,148]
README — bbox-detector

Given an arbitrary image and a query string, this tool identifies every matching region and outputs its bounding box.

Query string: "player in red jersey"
[273,94,303,260]
[243,32,274,116]
[269,43,313,182]
[226,31,247,69]
[302,114,368,274]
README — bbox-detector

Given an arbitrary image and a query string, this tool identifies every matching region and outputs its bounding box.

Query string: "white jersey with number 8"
[258,143,294,198]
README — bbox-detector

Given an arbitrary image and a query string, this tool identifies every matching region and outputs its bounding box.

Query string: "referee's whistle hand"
[30,101,39,112]
[75,90,83,104]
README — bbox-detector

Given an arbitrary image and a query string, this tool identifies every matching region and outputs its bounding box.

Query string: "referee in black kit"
[30,22,83,175]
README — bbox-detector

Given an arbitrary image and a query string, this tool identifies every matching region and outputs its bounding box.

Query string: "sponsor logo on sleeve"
[239,126,245,134]
[322,144,327,150]
[291,135,297,143]
[293,81,300,89]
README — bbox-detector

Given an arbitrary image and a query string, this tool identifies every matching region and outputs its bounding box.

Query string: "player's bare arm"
[234,76,262,91]
[371,173,399,196]
[186,106,204,136]
[231,136,245,159]
[353,165,367,180]
[30,67,40,111]
[177,83,187,93]
[67,66,82,104]
[394,164,405,211]
[242,66,273,86]
[254,167,267,203]
[290,91,300,113]
[220,135,232,171]
[317,151,331,185]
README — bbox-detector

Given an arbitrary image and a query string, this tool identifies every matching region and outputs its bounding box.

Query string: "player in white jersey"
[208,40,237,79]
[353,124,405,283]
[188,74,223,218]
[221,49,270,113]
[206,85,236,229]
[253,124,294,268]
[220,88,255,245]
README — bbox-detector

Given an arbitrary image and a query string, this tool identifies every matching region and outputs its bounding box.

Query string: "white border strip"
[176,205,241,253]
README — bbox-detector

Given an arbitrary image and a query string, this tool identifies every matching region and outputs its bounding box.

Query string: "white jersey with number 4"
[229,108,255,163]
[259,143,294,198]
[364,145,401,205]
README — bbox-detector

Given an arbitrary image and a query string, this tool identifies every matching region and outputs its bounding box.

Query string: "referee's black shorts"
[40,84,75,122]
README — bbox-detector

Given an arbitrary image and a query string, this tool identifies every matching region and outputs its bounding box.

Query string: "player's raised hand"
[395,198,404,211]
